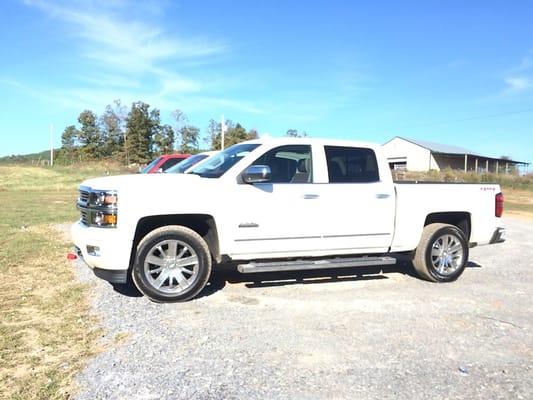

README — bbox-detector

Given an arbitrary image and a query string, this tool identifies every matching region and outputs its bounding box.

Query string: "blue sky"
[1,0,532,164]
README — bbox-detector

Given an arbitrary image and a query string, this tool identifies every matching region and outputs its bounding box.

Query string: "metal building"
[382,136,529,173]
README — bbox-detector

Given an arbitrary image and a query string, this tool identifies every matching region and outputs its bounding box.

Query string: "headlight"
[78,188,118,228]
[90,191,117,207]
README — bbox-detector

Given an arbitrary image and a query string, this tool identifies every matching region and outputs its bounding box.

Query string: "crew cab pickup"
[71,138,505,302]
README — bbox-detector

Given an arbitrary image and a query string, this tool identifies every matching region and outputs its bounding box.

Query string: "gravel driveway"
[72,217,532,400]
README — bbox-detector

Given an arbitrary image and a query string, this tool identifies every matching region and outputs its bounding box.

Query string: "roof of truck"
[244,136,380,149]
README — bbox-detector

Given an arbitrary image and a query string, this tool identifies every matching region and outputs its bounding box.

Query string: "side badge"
[238,222,259,228]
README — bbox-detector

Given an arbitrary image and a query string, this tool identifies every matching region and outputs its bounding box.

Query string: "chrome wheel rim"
[144,240,199,294]
[430,234,464,276]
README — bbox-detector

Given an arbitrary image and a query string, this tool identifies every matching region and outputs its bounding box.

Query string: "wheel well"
[129,214,221,269]
[424,212,471,240]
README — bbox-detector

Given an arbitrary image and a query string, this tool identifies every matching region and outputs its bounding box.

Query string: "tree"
[206,118,222,150]
[286,129,307,138]
[77,110,101,160]
[60,125,79,162]
[247,128,259,140]
[224,123,249,147]
[179,125,200,153]
[125,101,159,163]
[153,124,175,155]
[61,125,78,149]
[100,100,126,157]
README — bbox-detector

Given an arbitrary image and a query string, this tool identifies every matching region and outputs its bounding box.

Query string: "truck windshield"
[165,154,208,174]
[140,157,162,174]
[190,143,260,178]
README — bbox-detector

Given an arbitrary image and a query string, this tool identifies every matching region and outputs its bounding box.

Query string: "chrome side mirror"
[242,165,271,183]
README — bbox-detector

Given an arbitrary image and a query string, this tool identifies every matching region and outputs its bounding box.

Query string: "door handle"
[303,194,320,199]
[376,193,391,199]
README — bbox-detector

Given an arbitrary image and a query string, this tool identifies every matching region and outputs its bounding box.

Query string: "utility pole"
[49,123,54,167]
[221,114,226,150]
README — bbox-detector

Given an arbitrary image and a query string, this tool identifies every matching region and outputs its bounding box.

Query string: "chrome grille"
[80,208,90,226]
[79,189,90,204]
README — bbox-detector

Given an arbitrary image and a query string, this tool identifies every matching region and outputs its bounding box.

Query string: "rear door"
[314,145,395,253]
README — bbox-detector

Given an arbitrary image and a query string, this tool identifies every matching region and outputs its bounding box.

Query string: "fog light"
[103,214,117,225]
[87,245,101,256]
[93,212,117,226]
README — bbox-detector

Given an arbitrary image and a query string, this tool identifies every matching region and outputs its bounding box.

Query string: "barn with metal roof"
[382,136,529,173]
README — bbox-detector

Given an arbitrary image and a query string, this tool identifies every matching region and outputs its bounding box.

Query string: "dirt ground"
[72,216,532,400]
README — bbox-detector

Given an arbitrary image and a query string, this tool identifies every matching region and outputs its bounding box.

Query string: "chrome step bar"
[237,256,396,274]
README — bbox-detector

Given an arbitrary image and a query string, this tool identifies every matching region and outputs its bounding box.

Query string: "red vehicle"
[140,154,191,174]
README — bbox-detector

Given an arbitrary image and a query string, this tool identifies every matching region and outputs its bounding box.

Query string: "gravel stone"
[72,217,532,399]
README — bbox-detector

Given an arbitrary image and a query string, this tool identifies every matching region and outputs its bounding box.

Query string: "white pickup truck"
[71,138,505,302]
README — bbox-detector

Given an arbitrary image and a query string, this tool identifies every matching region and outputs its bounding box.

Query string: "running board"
[237,256,396,274]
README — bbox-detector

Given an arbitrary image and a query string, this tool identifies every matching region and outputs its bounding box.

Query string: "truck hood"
[81,173,207,192]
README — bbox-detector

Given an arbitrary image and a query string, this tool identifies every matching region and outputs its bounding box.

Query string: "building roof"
[393,136,481,156]
[384,136,529,165]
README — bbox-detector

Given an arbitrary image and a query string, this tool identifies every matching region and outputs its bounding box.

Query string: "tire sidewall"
[424,226,468,282]
[133,230,211,302]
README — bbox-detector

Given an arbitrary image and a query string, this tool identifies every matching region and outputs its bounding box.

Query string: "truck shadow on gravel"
[111,260,483,300]
[196,261,418,299]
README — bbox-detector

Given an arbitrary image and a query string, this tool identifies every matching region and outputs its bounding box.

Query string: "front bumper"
[75,246,128,283]
[71,221,132,282]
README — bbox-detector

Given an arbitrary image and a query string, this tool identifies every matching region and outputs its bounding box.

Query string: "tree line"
[58,100,271,164]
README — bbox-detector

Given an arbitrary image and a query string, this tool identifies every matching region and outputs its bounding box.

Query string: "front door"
[226,144,323,258]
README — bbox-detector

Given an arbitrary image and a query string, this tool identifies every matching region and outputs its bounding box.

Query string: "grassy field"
[0,163,129,400]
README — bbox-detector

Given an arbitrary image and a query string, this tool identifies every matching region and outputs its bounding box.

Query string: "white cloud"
[13,0,264,116]
[504,76,533,93]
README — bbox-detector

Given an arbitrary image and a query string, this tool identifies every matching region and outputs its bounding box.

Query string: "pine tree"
[179,125,200,153]
[60,125,79,162]
[125,102,155,163]
[77,110,101,160]
[100,101,125,157]
[153,124,175,155]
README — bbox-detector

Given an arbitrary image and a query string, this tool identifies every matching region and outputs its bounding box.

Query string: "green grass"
[0,163,128,399]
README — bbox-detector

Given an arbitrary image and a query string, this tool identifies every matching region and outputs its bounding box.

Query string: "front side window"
[190,143,260,178]
[325,146,379,183]
[251,145,312,183]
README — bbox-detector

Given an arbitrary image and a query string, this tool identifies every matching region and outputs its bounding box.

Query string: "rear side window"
[325,146,379,183]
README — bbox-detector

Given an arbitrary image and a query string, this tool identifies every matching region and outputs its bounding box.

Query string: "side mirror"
[242,165,271,183]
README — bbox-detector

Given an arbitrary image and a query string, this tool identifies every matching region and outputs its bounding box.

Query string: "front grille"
[79,189,90,204]
[80,208,90,226]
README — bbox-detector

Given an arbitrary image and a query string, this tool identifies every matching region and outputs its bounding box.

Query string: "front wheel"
[413,223,468,282]
[132,226,212,302]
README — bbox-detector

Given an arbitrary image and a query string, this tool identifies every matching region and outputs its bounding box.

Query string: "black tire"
[413,223,468,282]
[132,225,212,302]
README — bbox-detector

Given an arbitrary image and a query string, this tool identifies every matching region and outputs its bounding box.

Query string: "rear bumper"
[489,227,506,244]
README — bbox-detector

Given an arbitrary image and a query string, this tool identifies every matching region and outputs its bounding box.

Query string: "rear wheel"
[132,226,212,302]
[413,223,468,282]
